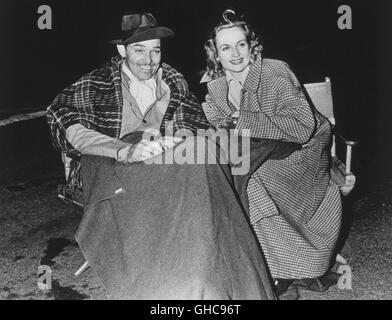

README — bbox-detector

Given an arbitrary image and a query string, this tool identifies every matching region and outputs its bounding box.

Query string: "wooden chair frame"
[304,77,357,196]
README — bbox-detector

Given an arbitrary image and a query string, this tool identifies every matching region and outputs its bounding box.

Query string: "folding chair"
[304,77,357,265]
[58,150,83,207]
[57,150,89,275]
[304,77,357,196]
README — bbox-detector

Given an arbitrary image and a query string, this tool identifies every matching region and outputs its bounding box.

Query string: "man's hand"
[127,140,164,163]
[159,136,184,150]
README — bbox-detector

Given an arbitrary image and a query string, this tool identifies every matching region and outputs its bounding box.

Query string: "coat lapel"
[207,55,264,114]
[242,54,263,113]
[207,76,237,116]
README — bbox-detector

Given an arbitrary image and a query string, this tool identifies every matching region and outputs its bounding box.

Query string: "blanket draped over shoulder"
[46,55,210,153]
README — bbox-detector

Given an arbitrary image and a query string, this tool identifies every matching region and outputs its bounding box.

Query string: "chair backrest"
[304,77,356,194]
[303,77,336,157]
[303,77,335,125]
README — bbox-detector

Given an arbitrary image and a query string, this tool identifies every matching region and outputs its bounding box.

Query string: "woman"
[201,10,342,292]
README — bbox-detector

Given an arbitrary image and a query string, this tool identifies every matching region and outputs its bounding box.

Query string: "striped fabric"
[202,54,342,279]
[47,55,210,152]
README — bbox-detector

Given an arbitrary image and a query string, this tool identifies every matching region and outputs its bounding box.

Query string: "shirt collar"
[225,66,250,87]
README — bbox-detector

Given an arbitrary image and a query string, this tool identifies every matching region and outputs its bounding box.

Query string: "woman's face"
[215,26,251,74]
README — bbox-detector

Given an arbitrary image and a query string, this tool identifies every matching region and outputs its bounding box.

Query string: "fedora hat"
[110,13,174,45]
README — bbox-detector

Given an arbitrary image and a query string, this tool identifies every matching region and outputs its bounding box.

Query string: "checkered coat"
[202,55,342,279]
[47,55,209,152]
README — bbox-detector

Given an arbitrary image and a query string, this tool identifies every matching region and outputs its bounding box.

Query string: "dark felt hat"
[110,13,174,45]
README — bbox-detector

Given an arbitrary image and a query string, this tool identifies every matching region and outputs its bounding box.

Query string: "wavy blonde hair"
[204,9,263,80]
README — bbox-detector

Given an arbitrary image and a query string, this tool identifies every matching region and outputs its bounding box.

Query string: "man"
[46,13,277,300]
[47,13,209,165]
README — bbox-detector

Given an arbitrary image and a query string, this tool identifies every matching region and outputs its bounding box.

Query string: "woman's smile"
[230,58,244,65]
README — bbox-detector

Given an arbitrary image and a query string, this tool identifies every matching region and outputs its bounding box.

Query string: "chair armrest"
[333,127,358,146]
[335,132,358,147]
[333,127,358,174]
[331,157,356,196]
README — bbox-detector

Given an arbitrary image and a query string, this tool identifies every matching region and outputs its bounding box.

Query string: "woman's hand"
[231,110,240,119]
[230,110,240,126]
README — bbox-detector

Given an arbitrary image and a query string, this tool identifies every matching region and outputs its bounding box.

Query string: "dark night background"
[0,0,391,194]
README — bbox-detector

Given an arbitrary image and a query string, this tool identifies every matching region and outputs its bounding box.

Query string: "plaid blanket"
[46,55,210,152]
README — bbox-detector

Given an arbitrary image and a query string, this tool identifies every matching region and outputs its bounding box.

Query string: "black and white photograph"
[0,0,391,303]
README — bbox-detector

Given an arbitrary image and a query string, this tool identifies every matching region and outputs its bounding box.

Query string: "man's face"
[122,39,161,80]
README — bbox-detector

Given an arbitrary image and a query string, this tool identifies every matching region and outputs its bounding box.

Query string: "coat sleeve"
[66,123,131,161]
[201,93,230,129]
[236,64,316,144]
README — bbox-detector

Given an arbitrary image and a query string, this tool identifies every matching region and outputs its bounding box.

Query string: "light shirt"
[119,64,170,138]
[66,63,171,163]
[226,66,250,109]
[122,63,157,115]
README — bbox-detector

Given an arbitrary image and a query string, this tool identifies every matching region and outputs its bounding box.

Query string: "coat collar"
[207,75,234,116]
[225,66,250,86]
[242,53,263,93]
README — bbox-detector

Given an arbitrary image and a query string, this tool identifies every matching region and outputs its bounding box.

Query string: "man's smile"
[138,64,155,71]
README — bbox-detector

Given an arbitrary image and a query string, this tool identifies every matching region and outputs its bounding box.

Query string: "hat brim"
[110,26,174,45]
